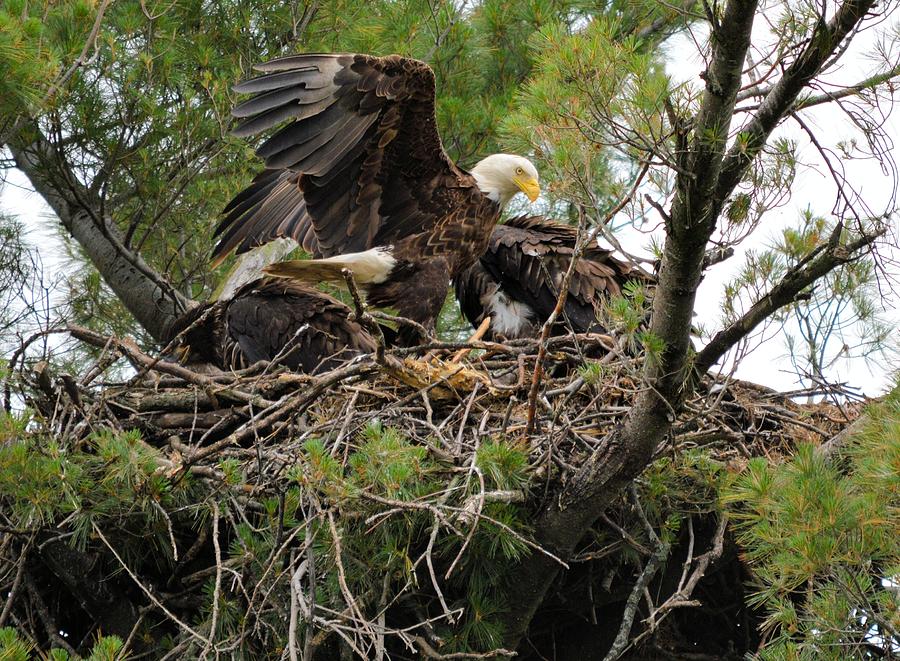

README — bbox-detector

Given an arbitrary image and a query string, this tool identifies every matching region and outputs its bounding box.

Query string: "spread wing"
[213,169,316,262]
[212,53,473,264]
[453,216,648,336]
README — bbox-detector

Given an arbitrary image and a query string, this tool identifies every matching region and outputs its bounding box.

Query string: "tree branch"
[736,62,900,108]
[715,0,878,215]
[7,126,192,340]
[499,0,760,647]
[494,1,883,652]
[695,226,885,373]
[601,543,668,661]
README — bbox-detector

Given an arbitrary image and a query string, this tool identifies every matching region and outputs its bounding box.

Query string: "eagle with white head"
[210,53,540,343]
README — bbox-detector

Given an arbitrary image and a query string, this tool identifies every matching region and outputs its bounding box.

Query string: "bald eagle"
[453,216,652,341]
[165,278,376,374]
[211,53,539,340]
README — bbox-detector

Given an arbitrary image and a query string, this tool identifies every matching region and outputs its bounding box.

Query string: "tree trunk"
[499,0,878,650]
[7,129,192,341]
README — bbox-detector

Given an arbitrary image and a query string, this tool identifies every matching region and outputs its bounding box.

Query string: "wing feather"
[232,95,339,138]
[453,216,649,338]
[211,53,475,266]
[211,170,306,266]
[232,84,336,118]
[223,278,375,373]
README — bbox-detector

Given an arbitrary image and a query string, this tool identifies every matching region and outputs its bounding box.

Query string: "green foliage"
[82,635,124,661]
[0,0,96,124]
[637,330,666,367]
[577,360,605,385]
[502,13,675,222]
[0,627,123,661]
[476,438,530,491]
[636,449,727,553]
[0,626,32,661]
[602,279,658,360]
[350,421,429,497]
[723,390,900,659]
[723,211,895,386]
[0,413,197,560]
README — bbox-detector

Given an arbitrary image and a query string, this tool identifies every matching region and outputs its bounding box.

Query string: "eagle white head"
[470,154,540,207]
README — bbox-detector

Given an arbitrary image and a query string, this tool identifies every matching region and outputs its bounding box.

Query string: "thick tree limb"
[714,0,878,216]
[500,0,882,652]
[6,127,192,340]
[499,0,760,647]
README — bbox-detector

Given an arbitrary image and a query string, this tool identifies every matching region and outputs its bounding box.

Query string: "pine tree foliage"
[724,388,900,659]
[0,627,123,661]
[2,0,900,658]
[0,404,541,657]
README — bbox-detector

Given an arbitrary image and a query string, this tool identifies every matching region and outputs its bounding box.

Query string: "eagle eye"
[515,167,524,175]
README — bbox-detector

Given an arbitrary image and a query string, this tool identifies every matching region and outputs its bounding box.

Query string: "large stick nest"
[39,326,860,469]
[3,325,864,659]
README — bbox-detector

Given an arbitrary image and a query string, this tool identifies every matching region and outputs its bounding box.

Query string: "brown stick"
[450,316,492,363]
[68,325,276,409]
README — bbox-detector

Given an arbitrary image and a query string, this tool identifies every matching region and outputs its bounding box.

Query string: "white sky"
[1,13,898,397]
[655,20,900,397]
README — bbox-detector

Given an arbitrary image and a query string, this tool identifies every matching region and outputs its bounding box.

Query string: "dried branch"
[342,268,386,363]
[0,537,30,627]
[413,636,516,659]
[715,0,879,215]
[68,324,277,408]
[629,515,729,650]
[601,541,669,661]
[736,62,900,108]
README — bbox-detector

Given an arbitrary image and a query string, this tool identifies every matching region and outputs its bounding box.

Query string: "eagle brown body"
[165,278,375,374]
[211,54,538,340]
[453,216,652,341]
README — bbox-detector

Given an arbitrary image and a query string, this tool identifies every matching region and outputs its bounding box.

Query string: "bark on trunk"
[7,130,192,341]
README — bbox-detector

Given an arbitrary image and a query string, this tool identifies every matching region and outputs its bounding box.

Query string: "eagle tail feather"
[263,248,396,285]
[262,259,348,283]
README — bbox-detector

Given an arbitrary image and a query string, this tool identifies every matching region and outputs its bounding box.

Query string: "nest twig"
[1,326,864,658]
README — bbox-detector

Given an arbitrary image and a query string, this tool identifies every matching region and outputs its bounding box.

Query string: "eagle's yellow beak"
[514,176,540,203]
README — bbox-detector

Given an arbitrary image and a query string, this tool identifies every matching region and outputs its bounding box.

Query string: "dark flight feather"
[164,278,376,374]
[453,216,653,341]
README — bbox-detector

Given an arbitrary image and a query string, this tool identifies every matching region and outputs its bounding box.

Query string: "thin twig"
[93,523,211,646]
